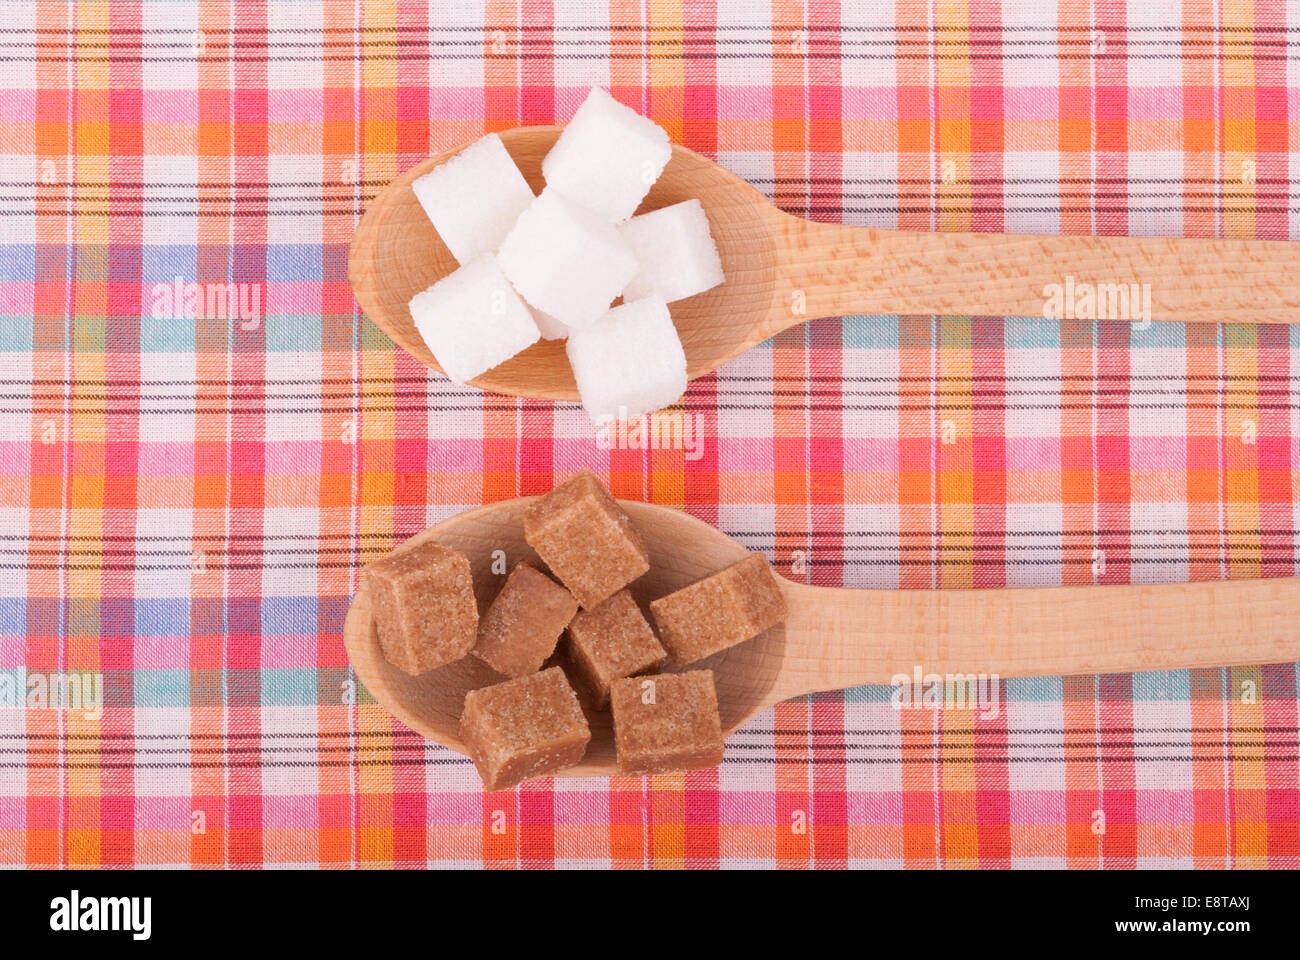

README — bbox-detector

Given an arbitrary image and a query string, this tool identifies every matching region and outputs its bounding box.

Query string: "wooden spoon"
[343,498,1300,778]
[350,126,1300,403]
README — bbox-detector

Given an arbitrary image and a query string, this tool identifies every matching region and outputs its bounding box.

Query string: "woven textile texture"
[1,1,1298,868]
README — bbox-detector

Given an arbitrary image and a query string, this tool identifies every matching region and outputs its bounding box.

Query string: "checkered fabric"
[1,0,1298,869]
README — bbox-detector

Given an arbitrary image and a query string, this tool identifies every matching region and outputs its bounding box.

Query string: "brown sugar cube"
[362,540,477,675]
[472,563,578,677]
[649,553,787,666]
[610,670,724,776]
[460,667,592,790]
[523,470,650,608]
[564,590,667,708]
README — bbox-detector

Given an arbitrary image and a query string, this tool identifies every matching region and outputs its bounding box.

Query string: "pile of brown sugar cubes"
[362,470,788,790]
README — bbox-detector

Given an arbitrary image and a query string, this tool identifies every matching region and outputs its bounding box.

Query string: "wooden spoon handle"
[769,576,1300,703]
[769,213,1300,328]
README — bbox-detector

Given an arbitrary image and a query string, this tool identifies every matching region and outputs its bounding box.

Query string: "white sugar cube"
[566,296,687,423]
[498,189,638,331]
[620,199,725,302]
[542,87,672,222]
[412,133,534,263]
[409,255,539,384]
[530,308,569,340]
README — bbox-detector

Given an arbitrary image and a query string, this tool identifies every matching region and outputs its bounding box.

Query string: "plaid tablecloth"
[1,0,1298,869]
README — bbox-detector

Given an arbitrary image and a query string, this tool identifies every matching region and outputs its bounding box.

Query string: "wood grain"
[769,218,1300,332]
[344,498,1300,778]
[349,125,1300,402]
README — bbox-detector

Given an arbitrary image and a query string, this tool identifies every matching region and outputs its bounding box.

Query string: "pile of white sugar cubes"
[408,87,725,424]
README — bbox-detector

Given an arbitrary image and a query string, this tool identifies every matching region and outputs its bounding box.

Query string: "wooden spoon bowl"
[344,499,780,774]
[348,127,777,401]
[344,498,1300,778]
